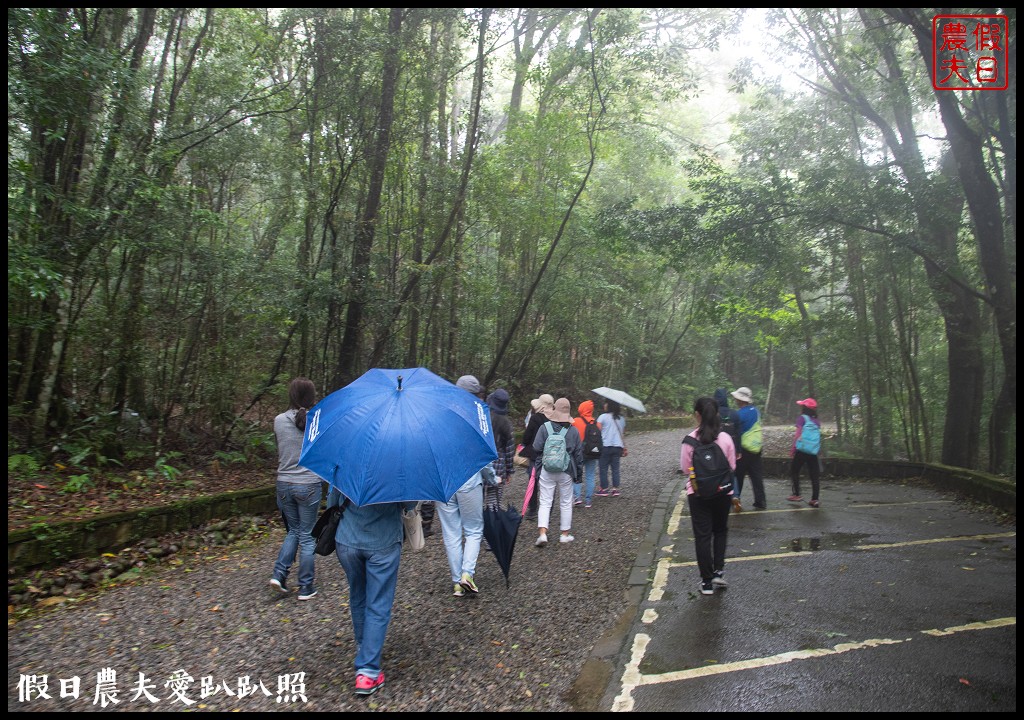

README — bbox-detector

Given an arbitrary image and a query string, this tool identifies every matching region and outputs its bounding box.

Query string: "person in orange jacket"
[572,400,602,508]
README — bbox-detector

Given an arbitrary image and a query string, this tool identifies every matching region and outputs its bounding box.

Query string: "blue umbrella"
[299,367,498,506]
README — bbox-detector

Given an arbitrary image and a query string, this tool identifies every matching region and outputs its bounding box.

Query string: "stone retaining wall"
[8,487,277,572]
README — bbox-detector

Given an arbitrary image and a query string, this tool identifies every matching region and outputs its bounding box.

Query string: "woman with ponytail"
[680,396,737,596]
[269,377,322,601]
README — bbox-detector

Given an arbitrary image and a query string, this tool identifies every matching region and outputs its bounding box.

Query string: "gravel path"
[8,429,701,713]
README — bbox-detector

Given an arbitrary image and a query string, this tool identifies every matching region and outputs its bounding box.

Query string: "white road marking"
[620,490,1016,711]
[612,618,1015,711]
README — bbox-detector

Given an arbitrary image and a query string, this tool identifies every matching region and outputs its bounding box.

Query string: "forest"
[7,8,1016,476]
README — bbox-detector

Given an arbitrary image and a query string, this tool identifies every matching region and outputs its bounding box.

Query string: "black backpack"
[682,434,732,498]
[582,419,603,459]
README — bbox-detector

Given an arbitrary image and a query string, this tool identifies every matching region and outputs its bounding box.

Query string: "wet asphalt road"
[598,474,1017,712]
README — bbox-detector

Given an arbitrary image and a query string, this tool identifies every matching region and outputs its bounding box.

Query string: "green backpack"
[741,419,763,453]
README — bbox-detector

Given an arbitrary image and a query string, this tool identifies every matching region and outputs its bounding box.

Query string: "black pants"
[735,451,766,508]
[790,451,820,500]
[524,464,540,518]
[420,500,435,534]
[687,492,732,581]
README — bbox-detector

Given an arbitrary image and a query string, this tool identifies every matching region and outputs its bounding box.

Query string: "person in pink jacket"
[680,396,737,595]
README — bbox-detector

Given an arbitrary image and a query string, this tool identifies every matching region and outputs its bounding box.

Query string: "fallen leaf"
[959,678,971,686]
[961,566,976,571]
[210,604,222,612]
[491,640,504,646]
[37,597,67,607]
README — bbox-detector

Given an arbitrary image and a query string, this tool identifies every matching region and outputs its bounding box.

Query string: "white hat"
[731,387,753,403]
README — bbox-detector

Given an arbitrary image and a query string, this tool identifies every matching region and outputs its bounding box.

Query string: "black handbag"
[312,500,347,556]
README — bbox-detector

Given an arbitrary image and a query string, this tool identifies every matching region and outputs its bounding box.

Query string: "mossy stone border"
[9,487,277,572]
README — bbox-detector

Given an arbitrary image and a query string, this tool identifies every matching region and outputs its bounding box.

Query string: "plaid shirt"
[493,439,516,479]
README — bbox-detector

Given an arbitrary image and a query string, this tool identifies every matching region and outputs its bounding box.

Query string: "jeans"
[274,481,322,588]
[336,542,402,680]
[436,476,484,583]
[687,491,732,581]
[599,447,623,490]
[734,451,766,508]
[573,459,598,504]
[538,469,574,532]
[326,484,344,508]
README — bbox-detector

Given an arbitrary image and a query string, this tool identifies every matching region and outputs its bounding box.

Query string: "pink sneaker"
[787,495,803,502]
[354,672,385,696]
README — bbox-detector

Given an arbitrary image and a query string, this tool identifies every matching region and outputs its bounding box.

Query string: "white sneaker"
[559,534,575,543]
[535,534,548,547]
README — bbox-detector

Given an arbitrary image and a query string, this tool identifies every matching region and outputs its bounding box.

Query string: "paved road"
[595,474,1017,712]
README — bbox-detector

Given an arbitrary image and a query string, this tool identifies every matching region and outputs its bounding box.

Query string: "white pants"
[537,469,573,532]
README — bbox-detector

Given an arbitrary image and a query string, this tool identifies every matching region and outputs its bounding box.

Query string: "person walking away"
[595,399,626,497]
[437,375,487,597]
[335,497,417,695]
[485,389,515,512]
[531,397,583,546]
[520,394,554,520]
[789,398,823,507]
[270,377,323,601]
[715,388,743,513]
[731,386,767,510]
[680,396,737,595]
[572,400,601,508]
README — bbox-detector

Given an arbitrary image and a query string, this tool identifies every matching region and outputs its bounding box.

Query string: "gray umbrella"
[592,386,647,413]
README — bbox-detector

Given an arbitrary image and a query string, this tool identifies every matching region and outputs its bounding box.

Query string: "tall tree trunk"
[335,8,403,387]
[802,9,986,468]
[887,8,1016,474]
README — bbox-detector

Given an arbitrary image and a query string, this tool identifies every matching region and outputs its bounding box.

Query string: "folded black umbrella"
[483,503,523,588]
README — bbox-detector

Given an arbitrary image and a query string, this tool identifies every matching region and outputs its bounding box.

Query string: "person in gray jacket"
[531,397,584,546]
[270,377,323,601]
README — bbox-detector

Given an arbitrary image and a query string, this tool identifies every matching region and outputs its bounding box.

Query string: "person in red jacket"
[571,400,601,508]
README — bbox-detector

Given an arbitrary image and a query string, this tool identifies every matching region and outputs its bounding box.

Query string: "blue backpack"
[795,416,821,455]
[541,422,571,473]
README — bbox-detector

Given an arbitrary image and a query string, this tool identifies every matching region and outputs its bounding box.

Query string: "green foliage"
[61,473,95,494]
[214,450,249,466]
[8,454,41,478]
[149,453,185,485]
